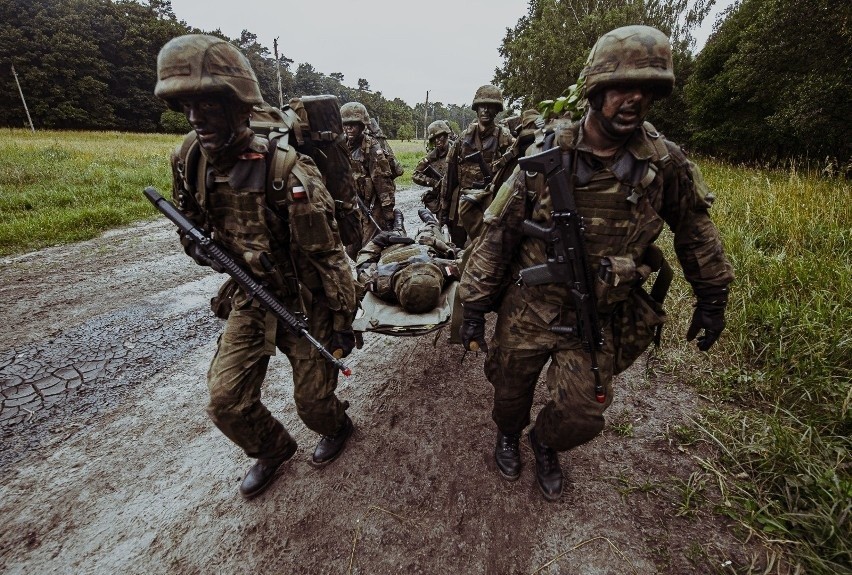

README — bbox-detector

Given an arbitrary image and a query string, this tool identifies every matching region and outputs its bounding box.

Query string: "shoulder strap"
[267,136,299,213]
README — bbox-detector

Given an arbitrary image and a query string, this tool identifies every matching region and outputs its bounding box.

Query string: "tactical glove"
[686,286,729,352]
[459,307,488,353]
[330,329,357,359]
[180,232,224,273]
[371,231,414,249]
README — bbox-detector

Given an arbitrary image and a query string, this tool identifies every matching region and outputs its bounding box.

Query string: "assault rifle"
[464,150,493,189]
[516,148,605,403]
[143,187,352,376]
[354,194,385,234]
[421,163,444,186]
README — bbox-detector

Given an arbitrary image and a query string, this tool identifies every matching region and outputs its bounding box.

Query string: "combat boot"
[418,207,439,225]
[239,441,297,499]
[310,414,354,467]
[494,431,521,481]
[528,429,563,501]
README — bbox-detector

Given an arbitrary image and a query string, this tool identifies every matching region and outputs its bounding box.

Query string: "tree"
[687,0,852,163]
[494,0,714,142]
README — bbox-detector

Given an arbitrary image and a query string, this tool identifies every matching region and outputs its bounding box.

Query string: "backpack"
[249,96,363,247]
[367,117,405,178]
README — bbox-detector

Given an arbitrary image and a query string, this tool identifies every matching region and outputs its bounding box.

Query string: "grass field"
[1,130,849,572]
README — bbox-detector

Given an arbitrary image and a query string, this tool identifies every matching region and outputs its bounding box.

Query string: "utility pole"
[11,65,35,132]
[273,38,284,108]
[423,90,429,146]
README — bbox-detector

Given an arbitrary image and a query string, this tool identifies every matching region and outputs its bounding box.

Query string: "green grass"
[2,131,848,572]
[0,134,426,257]
[657,159,851,573]
[388,138,431,189]
[0,129,178,256]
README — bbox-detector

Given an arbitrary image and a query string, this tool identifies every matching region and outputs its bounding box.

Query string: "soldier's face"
[433,133,448,151]
[180,97,235,152]
[343,122,365,143]
[597,85,653,137]
[476,104,499,126]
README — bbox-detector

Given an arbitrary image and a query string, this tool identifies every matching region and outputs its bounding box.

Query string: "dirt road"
[0,187,774,574]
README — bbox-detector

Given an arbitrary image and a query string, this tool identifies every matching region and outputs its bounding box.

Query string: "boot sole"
[497,467,521,482]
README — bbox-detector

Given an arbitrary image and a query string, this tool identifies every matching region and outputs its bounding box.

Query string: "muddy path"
[0,187,777,574]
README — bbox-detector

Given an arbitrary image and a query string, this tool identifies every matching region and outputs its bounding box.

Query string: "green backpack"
[250,95,363,247]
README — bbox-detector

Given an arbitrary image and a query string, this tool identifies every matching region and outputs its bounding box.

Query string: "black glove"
[180,233,223,273]
[330,329,356,359]
[371,231,414,249]
[459,307,488,353]
[686,287,728,352]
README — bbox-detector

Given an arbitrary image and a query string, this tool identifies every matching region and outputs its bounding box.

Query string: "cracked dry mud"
[0,187,776,574]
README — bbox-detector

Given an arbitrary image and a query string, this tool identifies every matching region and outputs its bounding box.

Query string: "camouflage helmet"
[155,34,262,111]
[471,84,505,112]
[427,120,452,142]
[340,102,370,126]
[582,25,674,99]
[394,262,443,314]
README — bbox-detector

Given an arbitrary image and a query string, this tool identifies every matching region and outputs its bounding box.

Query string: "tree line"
[2,0,849,166]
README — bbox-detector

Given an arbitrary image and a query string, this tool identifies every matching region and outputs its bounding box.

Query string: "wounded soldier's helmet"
[394,262,443,314]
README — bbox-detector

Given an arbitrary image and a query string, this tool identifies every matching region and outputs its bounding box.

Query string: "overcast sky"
[167,0,734,107]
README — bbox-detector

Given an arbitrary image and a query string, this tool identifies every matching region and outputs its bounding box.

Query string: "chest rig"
[520,121,673,310]
[173,133,302,297]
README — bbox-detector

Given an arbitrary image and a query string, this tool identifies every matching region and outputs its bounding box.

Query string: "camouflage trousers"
[206,289,347,460]
[484,284,615,452]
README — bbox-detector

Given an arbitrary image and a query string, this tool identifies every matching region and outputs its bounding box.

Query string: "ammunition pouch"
[210,278,240,320]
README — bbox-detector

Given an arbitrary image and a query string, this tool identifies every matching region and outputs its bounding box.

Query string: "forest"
[0,0,850,165]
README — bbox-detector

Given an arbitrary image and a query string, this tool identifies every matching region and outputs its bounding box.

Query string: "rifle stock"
[143,187,352,376]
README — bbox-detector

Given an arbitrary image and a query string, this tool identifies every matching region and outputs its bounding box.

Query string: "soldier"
[458,26,734,501]
[154,35,358,499]
[440,84,515,247]
[355,208,460,314]
[341,101,398,250]
[412,120,455,214]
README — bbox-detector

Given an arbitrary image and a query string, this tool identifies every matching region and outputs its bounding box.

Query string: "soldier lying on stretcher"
[353,208,462,322]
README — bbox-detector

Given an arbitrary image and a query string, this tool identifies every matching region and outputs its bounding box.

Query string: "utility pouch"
[612,287,667,375]
[595,255,637,309]
[210,278,239,320]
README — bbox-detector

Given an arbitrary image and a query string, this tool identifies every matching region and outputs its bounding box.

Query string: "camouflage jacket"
[347,133,397,215]
[170,131,356,331]
[412,146,450,189]
[439,121,514,222]
[459,119,734,318]
[354,223,459,302]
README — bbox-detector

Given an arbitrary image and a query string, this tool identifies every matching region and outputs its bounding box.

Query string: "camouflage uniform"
[342,103,397,247]
[413,120,454,213]
[441,86,515,246]
[158,35,357,465]
[355,216,459,312]
[459,29,734,454]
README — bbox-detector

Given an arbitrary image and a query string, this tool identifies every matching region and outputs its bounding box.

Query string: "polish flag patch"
[292,186,307,200]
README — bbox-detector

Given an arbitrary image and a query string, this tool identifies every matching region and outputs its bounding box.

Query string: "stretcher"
[352,282,460,337]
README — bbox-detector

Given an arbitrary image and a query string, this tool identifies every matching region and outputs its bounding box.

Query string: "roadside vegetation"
[1,130,849,573]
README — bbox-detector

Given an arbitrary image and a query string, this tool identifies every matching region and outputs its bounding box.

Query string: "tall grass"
[660,160,851,573]
[0,129,178,256]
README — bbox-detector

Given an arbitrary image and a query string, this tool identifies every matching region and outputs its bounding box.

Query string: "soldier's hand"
[330,329,357,359]
[459,307,488,354]
[180,233,224,273]
[686,287,728,352]
[371,231,413,249]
